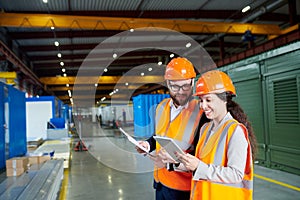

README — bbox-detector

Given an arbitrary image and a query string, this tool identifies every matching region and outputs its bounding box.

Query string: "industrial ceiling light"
[242,5,251,13]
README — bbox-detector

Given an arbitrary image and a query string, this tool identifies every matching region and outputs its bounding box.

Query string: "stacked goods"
[27,138,44,151]
[27,155,51,170]
[28,156,39,165]
[6,157,29,176]
[39,155,51,163]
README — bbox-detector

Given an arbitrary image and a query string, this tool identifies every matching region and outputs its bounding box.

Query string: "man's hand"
[157,148,176,164]
[149,151,166,168]
[136,141,149,153]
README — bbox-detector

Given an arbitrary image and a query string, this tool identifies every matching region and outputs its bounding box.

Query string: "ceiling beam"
[48,84,149,91]
[9,30,120,39]
[29,50,169,61]
[40,75,164,85]
[0,13,282,35]
[26,41,235,61]
[7,10,289,21]
[58,94,128,100]
[21,43,97,51]
[33,57,161,68]
[21,39,203,52]
[0,40,46,89]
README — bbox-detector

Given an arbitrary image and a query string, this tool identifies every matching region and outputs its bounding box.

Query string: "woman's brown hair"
[217,92,258,160]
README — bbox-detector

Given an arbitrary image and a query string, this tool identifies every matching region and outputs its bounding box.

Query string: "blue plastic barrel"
[132,94,169,138]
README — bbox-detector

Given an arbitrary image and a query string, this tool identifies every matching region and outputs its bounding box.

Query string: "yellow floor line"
[59,137,73,200]
[254,174,300,192]
[59,169,69,200]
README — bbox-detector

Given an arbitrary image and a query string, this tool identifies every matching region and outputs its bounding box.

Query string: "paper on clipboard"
[153,136,184,162]
[118,127,149,153]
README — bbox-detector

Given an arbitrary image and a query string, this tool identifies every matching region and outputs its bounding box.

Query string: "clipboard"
[153,136,184,162]
[118,127,150,154]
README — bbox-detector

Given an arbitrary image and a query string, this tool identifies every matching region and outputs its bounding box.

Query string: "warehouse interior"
[0,0,300,199]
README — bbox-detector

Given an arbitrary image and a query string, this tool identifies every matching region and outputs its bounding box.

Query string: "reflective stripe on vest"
[212,121,236,165]
[155,98,200,149]
[154,98,202,191]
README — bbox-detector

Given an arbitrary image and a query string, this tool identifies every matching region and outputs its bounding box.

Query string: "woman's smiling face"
[199,93,227,122]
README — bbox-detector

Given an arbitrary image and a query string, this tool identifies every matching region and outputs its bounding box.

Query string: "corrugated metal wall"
[219,41,300,175]
[8,85,27,158]
[263,49,300,175]
[227,63,266,161]
[0,83,6,169]
[0,83,27,169]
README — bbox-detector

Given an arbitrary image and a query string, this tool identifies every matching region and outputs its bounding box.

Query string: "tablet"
[119,127,149,153]
[153,136,184,162]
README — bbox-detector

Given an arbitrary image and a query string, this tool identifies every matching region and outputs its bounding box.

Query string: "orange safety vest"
[154,98,203,191]
[190,119,253,200]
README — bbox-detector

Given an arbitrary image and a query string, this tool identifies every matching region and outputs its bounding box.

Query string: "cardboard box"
[27,155,51,166]
[28,156,40,165]
[6,157,29,169]
[6,167,25,176]
[39,156,51,164]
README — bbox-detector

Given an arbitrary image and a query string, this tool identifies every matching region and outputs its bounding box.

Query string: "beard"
[170,92,192,107]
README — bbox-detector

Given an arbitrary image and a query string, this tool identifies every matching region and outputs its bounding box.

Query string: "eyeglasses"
[169,82,192,92]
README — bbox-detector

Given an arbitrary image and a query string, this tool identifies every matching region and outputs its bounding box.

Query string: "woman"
[176,70,257,200]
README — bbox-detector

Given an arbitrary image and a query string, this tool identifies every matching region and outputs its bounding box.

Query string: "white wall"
[98,105,133,126]
[26,101,52,140]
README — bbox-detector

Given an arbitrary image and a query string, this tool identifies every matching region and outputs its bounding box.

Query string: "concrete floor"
[0,120,299,199]
[64,120,300,200]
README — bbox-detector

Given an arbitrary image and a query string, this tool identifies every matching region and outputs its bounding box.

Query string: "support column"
[219,36,225,60]
[288,0,297,26]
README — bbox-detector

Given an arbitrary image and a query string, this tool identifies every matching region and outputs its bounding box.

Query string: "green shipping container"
[218,41,300,175]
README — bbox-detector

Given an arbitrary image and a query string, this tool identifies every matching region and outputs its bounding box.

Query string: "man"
[137,57,208,200]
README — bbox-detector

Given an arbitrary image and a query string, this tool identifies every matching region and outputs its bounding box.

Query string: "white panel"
[5,103,9,149]
[91,107,97,122]
[26,101,53,139]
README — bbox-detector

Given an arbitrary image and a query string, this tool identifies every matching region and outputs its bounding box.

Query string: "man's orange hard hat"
[164,57,196,80]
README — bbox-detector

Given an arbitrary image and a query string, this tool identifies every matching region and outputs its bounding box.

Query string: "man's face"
[167,79,193,106]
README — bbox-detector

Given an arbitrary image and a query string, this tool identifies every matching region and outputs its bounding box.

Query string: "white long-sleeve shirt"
[192,112,248,183]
